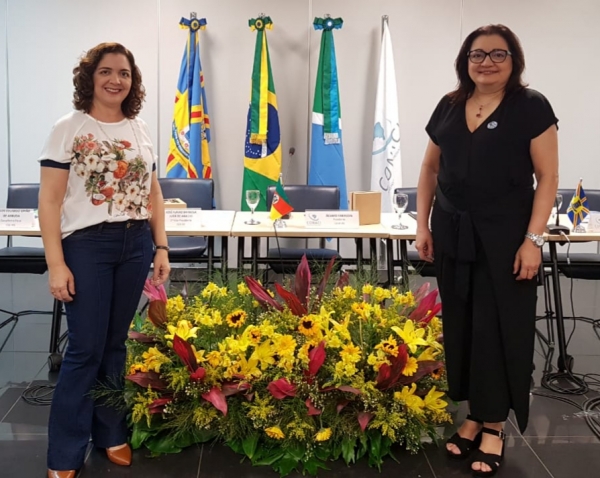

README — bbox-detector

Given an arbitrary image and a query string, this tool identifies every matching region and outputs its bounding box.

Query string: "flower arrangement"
[125,258,449,475]
[71,133,151,216]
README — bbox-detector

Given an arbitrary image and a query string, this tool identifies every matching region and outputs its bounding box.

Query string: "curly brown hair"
[72,42,145,118]
[449,24,527,103]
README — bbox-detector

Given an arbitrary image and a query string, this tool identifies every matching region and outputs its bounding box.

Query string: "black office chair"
[392,187,436,278]
[158,178,214,266]
[0,184,63,369]
[265,185,342,275]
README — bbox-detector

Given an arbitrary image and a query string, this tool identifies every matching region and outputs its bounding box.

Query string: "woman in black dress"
[415,25,558,477]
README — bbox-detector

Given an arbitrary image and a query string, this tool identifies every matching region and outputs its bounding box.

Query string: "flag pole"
[378,14,390,272]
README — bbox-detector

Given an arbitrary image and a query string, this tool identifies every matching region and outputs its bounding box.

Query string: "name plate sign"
[586,211,600,233]
[165,209,202,230]
[305,210,359,229]
[0,209,36,228]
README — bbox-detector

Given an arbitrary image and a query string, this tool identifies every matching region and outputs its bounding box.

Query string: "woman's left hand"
[152,250,171,286]
[513,240,542,280]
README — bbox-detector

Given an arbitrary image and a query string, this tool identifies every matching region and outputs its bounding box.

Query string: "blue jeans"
[47,220,153,470]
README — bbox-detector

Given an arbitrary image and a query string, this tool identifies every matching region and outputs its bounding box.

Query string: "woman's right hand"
[48,263,76,302]
[415,227,434,263]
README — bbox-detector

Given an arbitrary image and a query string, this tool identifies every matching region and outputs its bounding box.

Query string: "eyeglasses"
[467,49,512,64]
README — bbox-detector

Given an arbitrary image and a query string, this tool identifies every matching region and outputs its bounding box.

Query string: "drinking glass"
[552,193,563,222]
[244,190,261,225]
[392,192,409,230]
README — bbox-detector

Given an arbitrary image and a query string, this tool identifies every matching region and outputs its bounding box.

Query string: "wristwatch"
[155,245,170,252]
[525,232,545,248]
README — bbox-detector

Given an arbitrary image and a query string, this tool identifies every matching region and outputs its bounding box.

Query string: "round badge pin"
[487,121,498,129]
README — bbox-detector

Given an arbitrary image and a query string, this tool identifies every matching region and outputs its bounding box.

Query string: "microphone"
[547,195,570,235]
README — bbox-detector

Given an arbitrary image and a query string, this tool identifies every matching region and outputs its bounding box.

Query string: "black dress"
[426,88,558,432]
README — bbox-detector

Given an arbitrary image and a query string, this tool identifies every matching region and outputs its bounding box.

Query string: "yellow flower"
[340,343,361,364]
[258,320,276,338]
[231,354,261,379]
[226,310,247,328]
[325,332,343,349]
[342,286,357,299]
[352,301,371,320]
[129,362,148,375]
[265,426,285,440]
[142,347,171,373]
[218,286,228,297]
[362,284,374,295]
[389,286,400,298]
[252,341,276,370]
[166,295,186,319]
[315,428,332,442]
[272,334,296,357]
[375,336,398,356]
[394,291,416,307]
[298,315,321,337]
[417,347,440,362]
[423,386,448,411]
[392,320,428,353]
[206,350,222,368]
[402,356,418,376]
[394,383,424,415]
[237,282,251,296]
[201,282,220,298]
[165,320,199,341]
[334,360,358,379]
[373,287,391,303]
[367,351,390,372]
[244,325,262,344]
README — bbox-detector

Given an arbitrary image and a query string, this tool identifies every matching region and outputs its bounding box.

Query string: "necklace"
[471,91,504,118]
[94,117,143,160]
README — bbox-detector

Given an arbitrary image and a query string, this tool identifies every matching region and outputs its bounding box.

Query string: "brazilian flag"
[241,16,281,211]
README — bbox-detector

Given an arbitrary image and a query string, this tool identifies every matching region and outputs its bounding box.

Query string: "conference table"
[544,216,600,374]
[231,211,390,277]
[0,210,236,369]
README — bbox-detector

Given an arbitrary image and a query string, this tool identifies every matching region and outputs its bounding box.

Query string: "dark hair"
[72,42,145,118]
[449,24,527,103]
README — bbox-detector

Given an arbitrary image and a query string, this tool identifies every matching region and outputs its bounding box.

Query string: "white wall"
[1,0,599,251]
[0,0,7,210]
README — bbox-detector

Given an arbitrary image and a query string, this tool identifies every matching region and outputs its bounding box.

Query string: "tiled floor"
[0,272,599,477]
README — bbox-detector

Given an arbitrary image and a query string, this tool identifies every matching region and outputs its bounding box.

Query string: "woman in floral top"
[38,43,171,478]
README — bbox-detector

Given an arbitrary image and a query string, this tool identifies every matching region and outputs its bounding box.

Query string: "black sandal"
[471,427,506,477]
[445,414,483,459]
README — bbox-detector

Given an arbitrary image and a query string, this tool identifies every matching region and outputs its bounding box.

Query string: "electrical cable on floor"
[21,384,55,406]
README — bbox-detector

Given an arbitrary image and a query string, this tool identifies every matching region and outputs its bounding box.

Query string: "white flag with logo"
[371,21,402,213]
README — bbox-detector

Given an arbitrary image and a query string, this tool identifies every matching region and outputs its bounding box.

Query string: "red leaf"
[398,360,445,386]
[244,392,255,402]
[143,279,167,302]
[127,331,156,343]
[202,386,228,415]
[245,276,283,311]
[413,282,431,302]
[305,341,326,378]
[420,303,442,325]
[148,397,172,414]
[275,283,307,316]
[375,344,409,390]
[267,378,297,399]
[305,398,322,416]
[316,256,337,302]
[125,371,167,391]
[190,367,206,382]
[320,385,362,395]
[409,290,440,322]
[295,255,311,308]
[222,381,252,397]
[335,271,350,289]
[358,412,374,432]
[172,335,198,373]
[336,399,350,414]
[148,300,167,328]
